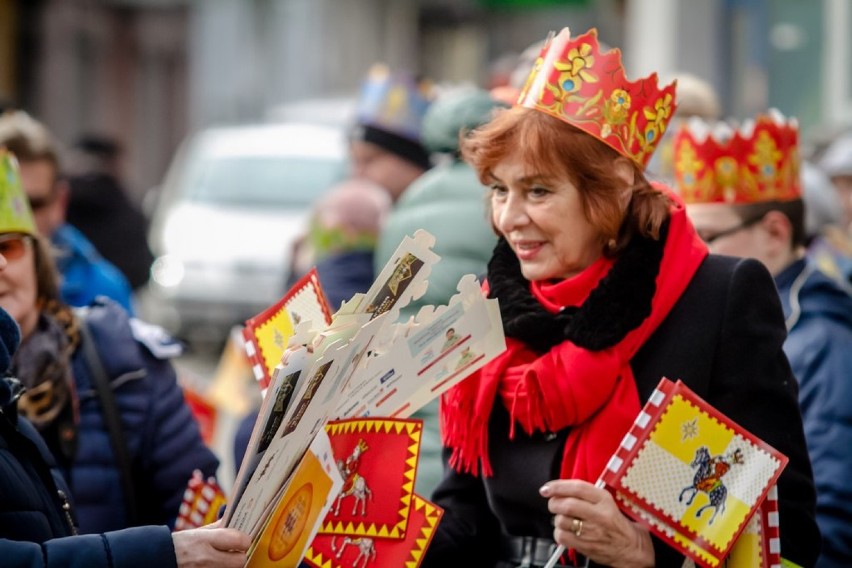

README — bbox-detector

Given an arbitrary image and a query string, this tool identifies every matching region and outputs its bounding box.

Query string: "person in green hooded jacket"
[374,87,507,496]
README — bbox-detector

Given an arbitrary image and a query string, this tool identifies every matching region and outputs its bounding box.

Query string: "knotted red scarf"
[441,203,708,481]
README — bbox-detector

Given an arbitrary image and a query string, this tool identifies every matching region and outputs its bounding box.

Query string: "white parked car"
[144,122,347,344]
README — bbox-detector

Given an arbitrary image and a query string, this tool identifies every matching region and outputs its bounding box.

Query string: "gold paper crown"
[517,27,678,166]
[0,148,36,236]
[674,110,801,204]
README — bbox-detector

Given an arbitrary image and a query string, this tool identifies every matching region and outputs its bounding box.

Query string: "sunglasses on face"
[27,196,55,211]
[0,234,34,261]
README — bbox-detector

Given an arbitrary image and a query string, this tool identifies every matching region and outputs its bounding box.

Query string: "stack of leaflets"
[599,378,786,567]
[224,230,506,567]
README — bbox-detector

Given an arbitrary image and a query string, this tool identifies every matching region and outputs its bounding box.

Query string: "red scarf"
[440,203,708,481]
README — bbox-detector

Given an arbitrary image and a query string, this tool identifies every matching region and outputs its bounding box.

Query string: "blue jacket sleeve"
[2,525,176,568]
[789,319,852,567]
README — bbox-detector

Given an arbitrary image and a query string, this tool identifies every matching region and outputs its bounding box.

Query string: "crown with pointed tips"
[674,110,800,204]
[0,148,36,236]
[517,27,678,166]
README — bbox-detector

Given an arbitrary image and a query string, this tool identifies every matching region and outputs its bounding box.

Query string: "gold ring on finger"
[572,518,583,538]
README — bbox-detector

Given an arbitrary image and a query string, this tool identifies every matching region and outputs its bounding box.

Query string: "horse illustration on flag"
[679,446,744,524]
[333,438,374,516]
[600,379,788,567]
[320,419,422,539]
[331,536,377,567]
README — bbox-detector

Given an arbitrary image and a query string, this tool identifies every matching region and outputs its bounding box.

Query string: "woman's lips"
[513,240,544,261]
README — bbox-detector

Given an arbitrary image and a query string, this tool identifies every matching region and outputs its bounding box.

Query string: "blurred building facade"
[0,0,848,198]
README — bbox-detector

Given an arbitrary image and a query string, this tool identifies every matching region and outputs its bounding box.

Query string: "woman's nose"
[494,194,528,233]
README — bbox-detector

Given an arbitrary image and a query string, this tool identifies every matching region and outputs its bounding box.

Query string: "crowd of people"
[2,20,852,568]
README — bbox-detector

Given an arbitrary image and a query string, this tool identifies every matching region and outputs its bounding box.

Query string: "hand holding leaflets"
[224,230,506,567]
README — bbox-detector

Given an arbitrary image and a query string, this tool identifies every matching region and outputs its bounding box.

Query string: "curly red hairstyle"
[460,107,671,254]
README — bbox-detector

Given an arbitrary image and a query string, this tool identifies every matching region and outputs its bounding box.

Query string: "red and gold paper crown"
[674,110,801,204]
[517,28,677,166]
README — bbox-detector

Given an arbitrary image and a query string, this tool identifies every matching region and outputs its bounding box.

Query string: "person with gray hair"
[816,135,852,283]
[802,161,852,285]
[820,133,852,231]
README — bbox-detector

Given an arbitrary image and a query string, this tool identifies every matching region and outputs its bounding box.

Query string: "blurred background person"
[65,134,154,292]
[0,149,218,534]
[0,111,134,313]
[348,63,434,203]
[801,160,852,286]
[816,133,852,283]
[0,308,250,567]
[308,178,391,311]
[374,86,506,496]
[678,111,852,567]
[647,72,722,184]
[286,63,433,289]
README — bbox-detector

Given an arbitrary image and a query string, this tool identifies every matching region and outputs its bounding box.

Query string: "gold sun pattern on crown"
[517,28,678,166]
[674,112,801,204]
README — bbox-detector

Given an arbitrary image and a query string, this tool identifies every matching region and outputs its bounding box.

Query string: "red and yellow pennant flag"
[244,269,332,389]
[319,418,422,540]
[600,378,787,567]
[305,494,443,568]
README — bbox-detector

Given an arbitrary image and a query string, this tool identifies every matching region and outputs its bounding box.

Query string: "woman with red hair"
[422,28,818,568]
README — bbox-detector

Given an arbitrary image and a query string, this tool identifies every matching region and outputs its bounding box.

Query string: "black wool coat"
[425,255,820,568]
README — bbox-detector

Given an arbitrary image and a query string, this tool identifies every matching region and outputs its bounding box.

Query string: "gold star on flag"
[681,418,699,441]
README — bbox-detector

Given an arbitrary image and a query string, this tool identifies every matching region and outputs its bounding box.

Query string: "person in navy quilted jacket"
[0,299,251,567]
[0,149,218,534]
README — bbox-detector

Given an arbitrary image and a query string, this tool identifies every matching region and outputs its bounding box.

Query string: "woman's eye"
[490,184,507,196]
[529,186,550,197]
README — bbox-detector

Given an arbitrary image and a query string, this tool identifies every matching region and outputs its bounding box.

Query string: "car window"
[187,155,344,207]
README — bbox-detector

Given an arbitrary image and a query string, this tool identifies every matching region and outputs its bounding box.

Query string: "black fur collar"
[487,222,669,353]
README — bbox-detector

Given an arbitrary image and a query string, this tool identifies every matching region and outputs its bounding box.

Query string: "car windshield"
[187,155,344,207]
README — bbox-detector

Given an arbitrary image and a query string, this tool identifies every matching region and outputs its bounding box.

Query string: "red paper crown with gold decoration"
[517,27,677,166]
[674,110,801,204]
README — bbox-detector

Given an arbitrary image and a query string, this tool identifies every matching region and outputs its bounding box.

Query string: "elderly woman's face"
[0,234,39,337]
[490,149,604,280]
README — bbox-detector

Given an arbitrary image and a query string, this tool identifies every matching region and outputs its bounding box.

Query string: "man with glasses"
[676,110,852,568]
[0,111,133,312]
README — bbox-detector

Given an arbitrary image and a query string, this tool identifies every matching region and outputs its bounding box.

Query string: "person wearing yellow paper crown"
[677,111,852,568]
[0,148,219,536]
[423,28,818,568]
